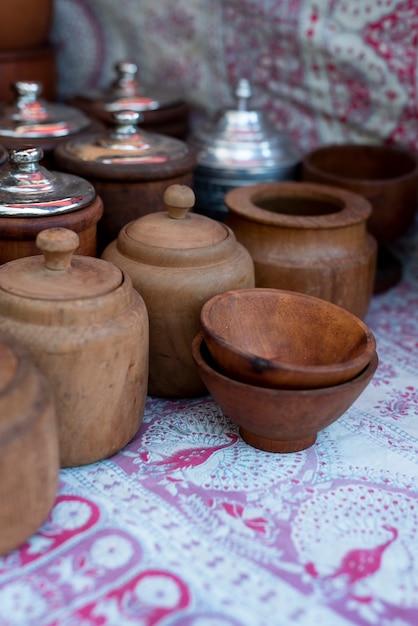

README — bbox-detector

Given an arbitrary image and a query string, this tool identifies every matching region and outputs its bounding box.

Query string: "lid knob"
[36,228,79,271]
[13,80,48,121]
[235,78,252,112]
[163,184,195,219]
[112,61,140,97]
[9,146,44,170]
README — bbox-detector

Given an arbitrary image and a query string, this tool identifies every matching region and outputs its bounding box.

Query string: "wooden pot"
[102,184,255,398]
[225,181,377,320]
[0,146,103,263]
[0,0,53,51]
[0,228,149,467]
[0,332,59,555]
[54,110,197,254]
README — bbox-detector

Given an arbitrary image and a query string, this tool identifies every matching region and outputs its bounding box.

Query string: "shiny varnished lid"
[0,147,96,217]
[59,110,191,166]
[0,228,123,301]
[189,78,300,175]
[0,81,91,139]
[80,60,183,112]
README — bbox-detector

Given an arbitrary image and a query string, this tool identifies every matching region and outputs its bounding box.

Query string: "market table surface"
[0,220,417,626]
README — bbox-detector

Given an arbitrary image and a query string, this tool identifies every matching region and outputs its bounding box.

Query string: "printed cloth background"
[0,218,417,625]
[51,0,418,153]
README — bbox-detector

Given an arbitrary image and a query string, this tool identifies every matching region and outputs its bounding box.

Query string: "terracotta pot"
[225,181,377,320]
[0,146,103,264]
[0,45,56,102]
[0,332,59,554]
[102,184,255,398]
[54,110,197,253]
[0,228,149,467]
[0,0,53,51]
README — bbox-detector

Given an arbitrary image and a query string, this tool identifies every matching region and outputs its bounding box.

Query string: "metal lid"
[189,78,300,176]
[80,60,183,112]
[0,81,91,139]
[61,110,190,165]
[0,147,96,217]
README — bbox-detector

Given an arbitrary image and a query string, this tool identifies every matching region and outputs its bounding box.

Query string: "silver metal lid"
[62,110,190,165]
[0,81,91,139]
[81,60,183,112]
[0,147,96,217]
[189,78,300,176]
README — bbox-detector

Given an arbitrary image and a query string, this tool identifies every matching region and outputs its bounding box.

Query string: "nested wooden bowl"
[192,332,378,453]
[200,289,376,390]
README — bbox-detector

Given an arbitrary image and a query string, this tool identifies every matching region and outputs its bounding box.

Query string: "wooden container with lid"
[102,184,255,398]
[68,60,190,139]
[0,332,59,555]
[55,110,197,253]
[0,228,149,467]
[0,146,103,264]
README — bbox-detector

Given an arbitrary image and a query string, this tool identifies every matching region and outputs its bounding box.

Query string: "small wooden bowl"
[200,289,376,390]
[192,332,378,453]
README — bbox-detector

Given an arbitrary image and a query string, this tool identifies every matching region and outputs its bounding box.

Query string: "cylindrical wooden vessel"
[225,181,377,320]
[55,110,197,253]
[0,228,149,467]
[0,81,104,168]
[102,184,255,398]
[0,146,103,263]
[68,60,190,139]
[0,332,59,555]
[0,45,56,102]
[0,0,53,51]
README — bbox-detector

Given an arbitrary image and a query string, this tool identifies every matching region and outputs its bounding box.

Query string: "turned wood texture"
[200,288,376,390]
[0,333,59,554]
[102,184,255,398]
[0,228,149,467]
[0,195,104,264]
[192,332,378,453]
[225,181,377,320]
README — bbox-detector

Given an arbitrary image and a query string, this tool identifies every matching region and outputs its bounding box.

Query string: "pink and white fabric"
[51,0,418,153]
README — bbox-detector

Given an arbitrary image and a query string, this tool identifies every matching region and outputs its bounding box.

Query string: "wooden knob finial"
[163,184,195,220]
[36,228,79,270]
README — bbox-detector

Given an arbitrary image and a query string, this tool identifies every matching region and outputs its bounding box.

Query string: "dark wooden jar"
[55,110,197,253]
[0,228,149,468]
[68,60,190,139]
[0,45,56,102]
[0,332,59,555]
[0,146,103,264]
[0,80,104,168]
[102,184,255,399]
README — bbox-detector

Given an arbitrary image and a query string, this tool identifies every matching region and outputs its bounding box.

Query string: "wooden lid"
[0,228,122,300]
[125,184,229,250]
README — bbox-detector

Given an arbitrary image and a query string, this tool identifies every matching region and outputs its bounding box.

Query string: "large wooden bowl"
[192,332,378,453]
[200,289,376,390]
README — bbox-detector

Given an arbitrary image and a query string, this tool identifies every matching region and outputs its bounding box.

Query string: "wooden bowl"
[200,288,376,389]
[192,332,378,453]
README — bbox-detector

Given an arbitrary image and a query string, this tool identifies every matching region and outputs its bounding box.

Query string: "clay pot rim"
[200,288,377,389]
[193,331,378,396]
[224,181,372,228]
[302,143,418,186]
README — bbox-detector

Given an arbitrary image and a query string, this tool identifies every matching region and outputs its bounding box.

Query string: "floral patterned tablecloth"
[0,218,417,626]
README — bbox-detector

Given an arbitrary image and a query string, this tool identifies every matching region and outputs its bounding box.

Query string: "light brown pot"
[0,228,149,467]
[0,333,59,554]
[225,181,377,320]
[102,184,255,398]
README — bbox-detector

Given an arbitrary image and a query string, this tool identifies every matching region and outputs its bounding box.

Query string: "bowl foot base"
[239,428,316,453]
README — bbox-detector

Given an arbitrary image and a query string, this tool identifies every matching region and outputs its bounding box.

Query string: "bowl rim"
[193,330,379,396]
[200,288,377,383]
